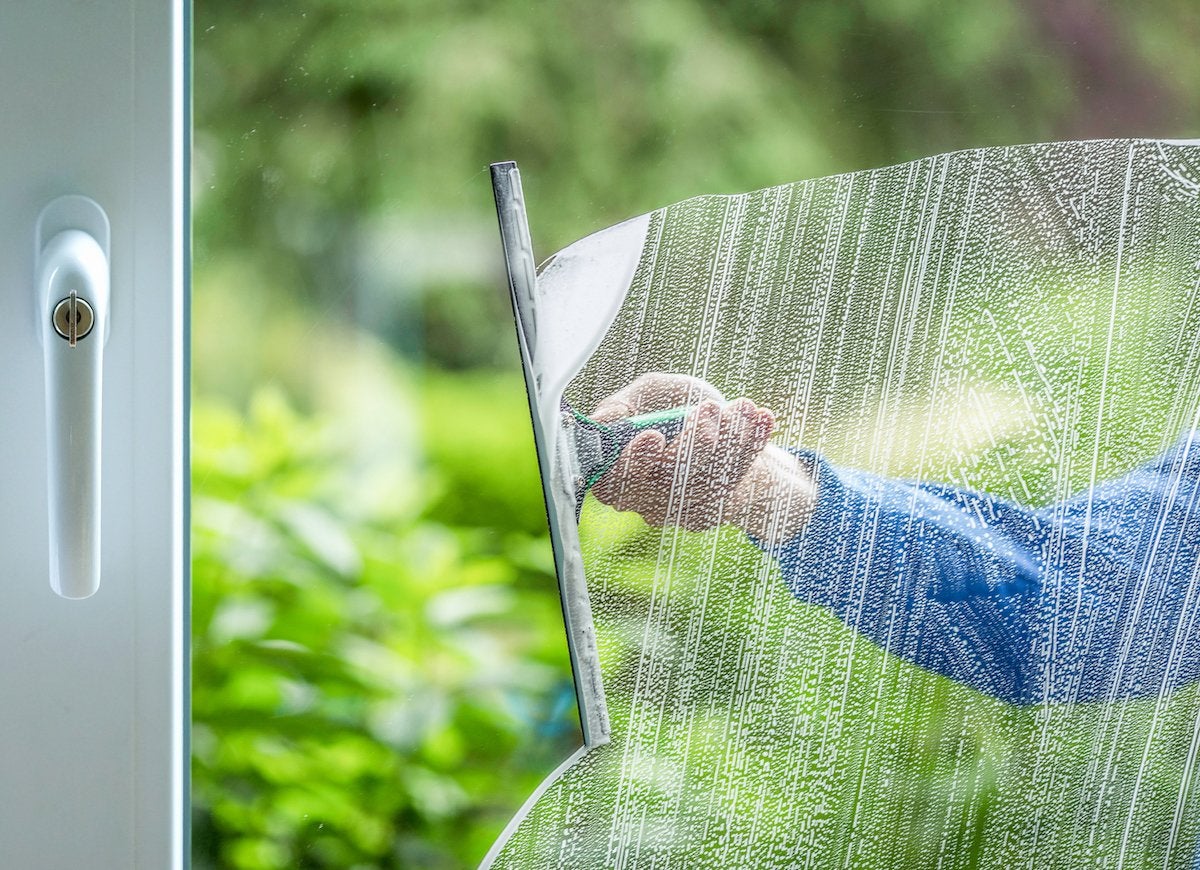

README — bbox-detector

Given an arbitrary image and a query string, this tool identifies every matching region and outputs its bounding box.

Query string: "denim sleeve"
[765,433,1200,705]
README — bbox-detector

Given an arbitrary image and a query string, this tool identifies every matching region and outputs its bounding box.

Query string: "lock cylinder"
[52,291,95,346]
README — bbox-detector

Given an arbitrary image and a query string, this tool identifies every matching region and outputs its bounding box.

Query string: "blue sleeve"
[767,433,1200,705]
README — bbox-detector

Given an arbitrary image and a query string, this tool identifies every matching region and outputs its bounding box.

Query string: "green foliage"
[191,0,1200,865]
[191,381,577,869]
[194,0,1197,259]
[195,0,1200,381]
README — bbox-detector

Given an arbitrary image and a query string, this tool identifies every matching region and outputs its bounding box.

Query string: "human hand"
[590,373,814,540]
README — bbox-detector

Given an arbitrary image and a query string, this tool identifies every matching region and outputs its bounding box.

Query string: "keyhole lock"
[52,291,94,347]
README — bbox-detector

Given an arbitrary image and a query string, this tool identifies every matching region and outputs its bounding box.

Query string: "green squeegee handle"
[624,405,692,434]
[568,403,701,520]
[574,404,693,494]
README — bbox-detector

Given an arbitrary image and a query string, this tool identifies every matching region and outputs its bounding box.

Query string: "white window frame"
[0,2,187,867]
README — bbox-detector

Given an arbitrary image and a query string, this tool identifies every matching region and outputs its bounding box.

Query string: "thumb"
[591,395,634,423]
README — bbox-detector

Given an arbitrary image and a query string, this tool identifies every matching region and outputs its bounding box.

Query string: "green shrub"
[192,380,578,869]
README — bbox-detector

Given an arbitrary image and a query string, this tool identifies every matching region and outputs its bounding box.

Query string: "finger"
[671,400,721,482]
[677,401,728,527]
[738,403,775,457]
[593,429,667,507]
[591,390,636,423]
[593,373,726,424]
[622,429,675,518]
[626,428,668,469]
[753,408,775,452]
[620,373,686,417]
[719,400,763,485]
[592,374,681,422]
[714,400,748,479]
[675,399,720,452]
[720,399,757,445]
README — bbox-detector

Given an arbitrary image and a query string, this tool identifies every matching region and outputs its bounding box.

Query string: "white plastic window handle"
[35,196,111,599]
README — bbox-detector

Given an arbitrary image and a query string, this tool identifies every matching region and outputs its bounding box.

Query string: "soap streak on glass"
[489,140,1200,869]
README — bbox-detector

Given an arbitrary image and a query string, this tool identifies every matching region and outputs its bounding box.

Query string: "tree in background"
[194,0,1196,383]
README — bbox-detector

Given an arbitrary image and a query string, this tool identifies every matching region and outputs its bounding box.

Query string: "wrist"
[730,446,815,546]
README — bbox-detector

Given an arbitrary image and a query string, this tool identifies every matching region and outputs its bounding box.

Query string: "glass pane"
[189,8,579,869]
[190,1,1198,867]
[490,139,1200,867]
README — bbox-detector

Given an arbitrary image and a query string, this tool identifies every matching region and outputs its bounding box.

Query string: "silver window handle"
[35,196,110,599]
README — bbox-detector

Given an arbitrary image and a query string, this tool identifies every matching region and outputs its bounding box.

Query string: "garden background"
[190,1,1200,867]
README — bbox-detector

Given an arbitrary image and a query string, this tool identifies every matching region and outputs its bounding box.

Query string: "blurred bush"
[191,376,577,869]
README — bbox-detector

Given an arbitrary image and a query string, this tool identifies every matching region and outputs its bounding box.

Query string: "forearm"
[758,451,1045,705]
